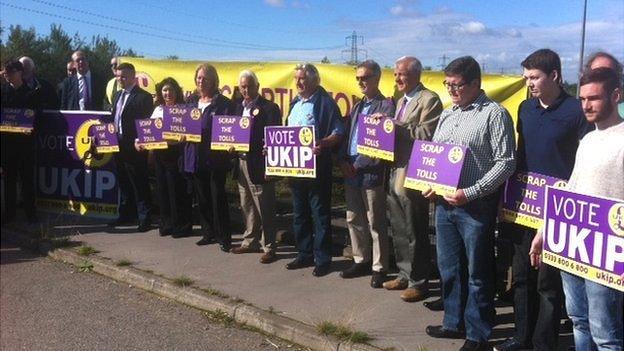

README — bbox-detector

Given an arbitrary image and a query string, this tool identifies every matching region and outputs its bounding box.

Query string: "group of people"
[1,48,623,351]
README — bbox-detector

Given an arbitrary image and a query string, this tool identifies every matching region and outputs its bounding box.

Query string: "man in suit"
[19,56,59,109]
[108,62,154,232]
[230,70,282,264]
[60,50,105,111]
[383,56,443,302]
[338,60,395,288]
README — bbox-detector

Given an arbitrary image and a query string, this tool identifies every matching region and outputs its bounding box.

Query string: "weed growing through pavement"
[172,275,194,287]
[316,321,372,344]
[77,260,93,272]
[199,286,230,299]
[115,259,132,267]
[203,309,234,327]
[77,245,99,256]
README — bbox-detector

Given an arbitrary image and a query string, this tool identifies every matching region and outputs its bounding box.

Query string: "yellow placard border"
[211,142,250,152]
[543,251,624,292]
[356,145,394,161]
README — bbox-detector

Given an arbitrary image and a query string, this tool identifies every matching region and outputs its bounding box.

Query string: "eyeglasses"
[443,81,468,91]
[356,75,373,82]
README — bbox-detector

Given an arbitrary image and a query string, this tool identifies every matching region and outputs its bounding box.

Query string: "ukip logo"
[608,202,624,237]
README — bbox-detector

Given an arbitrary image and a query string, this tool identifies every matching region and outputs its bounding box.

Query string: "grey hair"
[239,69,259,87]
[18,56,35,72]
[395,56,422,77]
[356,59,381,78]
[294,63,320,84]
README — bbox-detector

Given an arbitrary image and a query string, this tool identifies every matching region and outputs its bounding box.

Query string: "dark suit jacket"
[59,71,105,111]
[108,85,154,151]
[339,92,395,188]
[233,96,282,184]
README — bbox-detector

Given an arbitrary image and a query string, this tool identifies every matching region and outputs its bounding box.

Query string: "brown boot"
[382,278,408,290]
[259,251,276,264]
[400,286,429,302]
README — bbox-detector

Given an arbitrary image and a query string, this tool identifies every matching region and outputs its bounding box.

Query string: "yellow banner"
[116,58,527,124]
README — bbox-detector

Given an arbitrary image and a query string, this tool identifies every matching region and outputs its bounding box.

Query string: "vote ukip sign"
[264,125,316,178]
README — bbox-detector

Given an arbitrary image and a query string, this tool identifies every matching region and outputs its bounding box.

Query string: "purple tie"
[397,97,407,121]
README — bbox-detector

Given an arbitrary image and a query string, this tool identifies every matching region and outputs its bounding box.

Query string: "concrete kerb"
[3,228,383,351]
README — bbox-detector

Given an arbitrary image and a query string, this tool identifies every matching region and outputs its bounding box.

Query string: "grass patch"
[77,260,93,272]
[115,259,132,267]
[172,275,194,287]
[199,286,230,299]
[77,245,99,256]
[316,321,372,343]
[203,309,234,327]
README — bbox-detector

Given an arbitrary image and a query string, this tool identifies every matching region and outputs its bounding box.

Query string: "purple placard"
[135,118,168,150]
[162,105,202,142]
[210,115,252,152]
[500,171,568,229]
[542,187,624,292]
[355,114,395,161]
[264,125,316,178]
[90,123,119,153]
[0,108,35,133]
[404,140,469,196]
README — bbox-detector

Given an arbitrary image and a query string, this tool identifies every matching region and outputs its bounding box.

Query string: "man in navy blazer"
[60,50,105,111]
[108,62,154,232]
[338,60,395,288]
[230,70,282,264]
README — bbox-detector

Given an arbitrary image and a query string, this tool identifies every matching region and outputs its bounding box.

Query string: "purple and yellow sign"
[162,105,202,142]
[542,187,624,292]
[210,115,252,152]
[356,115,395,161]
[404,140,468,196]
[265,125,315,178]
[501,171,568,229]
[36,110,118,218]
[91,123,119,153]
[0,108,35,133]
[136,118,167,150]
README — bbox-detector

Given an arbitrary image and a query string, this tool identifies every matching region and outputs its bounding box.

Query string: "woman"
[137,77,192,237]
[184,64,233,252]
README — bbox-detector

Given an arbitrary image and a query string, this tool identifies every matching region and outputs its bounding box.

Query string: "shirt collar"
[300,90,319,103]
[403,83,423,100]
[452,90,487,111]
[122,83,136,94]
[532,89,569,111]
[77,70,91,80]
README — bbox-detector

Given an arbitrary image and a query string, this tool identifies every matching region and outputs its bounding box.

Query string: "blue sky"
[1,0,623,82]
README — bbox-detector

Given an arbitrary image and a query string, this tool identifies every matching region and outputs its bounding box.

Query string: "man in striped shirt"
[423,56,516,351]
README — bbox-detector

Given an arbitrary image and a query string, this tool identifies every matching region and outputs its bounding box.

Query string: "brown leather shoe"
[259,251,276,264]
[400,286,429,302]
[230,246,259,254]
[382,278,408,290]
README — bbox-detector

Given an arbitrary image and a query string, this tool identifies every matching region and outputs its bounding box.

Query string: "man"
[230,70,281,264]
[67,61,76,77]
[284,63,344,277]
[338,60,395,288]
[18,56,59,109]
[107,62,154,232]
[0,59,38,223]
[60,50,105,110]
[104,57,120,110]
[531,67,623,351]
[423,56,516,351]
[383,56,442,301]
[494,49,591,351]
[585,51,624,118]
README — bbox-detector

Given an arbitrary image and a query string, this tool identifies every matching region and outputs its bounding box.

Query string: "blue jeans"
[435,195,498,342]
[561,271,623,351]
[290,176,332,267]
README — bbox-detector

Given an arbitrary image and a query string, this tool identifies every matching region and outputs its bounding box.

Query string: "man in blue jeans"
[531,67,623,351]
[285,63,344,277]
[423,56,516,351]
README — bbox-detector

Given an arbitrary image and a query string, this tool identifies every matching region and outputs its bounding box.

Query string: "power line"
[342,31,366,65]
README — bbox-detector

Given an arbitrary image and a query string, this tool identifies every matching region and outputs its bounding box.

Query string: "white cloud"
[390,5,404,16]
[459,21,487,35]
[264,0,284,7]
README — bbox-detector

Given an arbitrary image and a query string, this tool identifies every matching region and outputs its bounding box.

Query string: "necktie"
[397,97,407,121]
[78,76,91,110]
[114,91,127,137]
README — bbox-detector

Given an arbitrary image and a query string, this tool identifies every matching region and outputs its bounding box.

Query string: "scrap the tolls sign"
[210,115,252,152]
[264,125,316,178]
[135,118,168,150]
[404,140,468,196]
[356,114,395,161]
[90,123,119,153]
[0,108,35,133]
[162,105,202,142]
[542,187,624,292]
[500,171,567,229]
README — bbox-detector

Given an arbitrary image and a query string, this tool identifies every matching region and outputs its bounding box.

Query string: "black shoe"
[171,230,192,238]
[195,237,214,246]
[108,218,133,227]
[423,297,444,311]
[340,262,372,278]
[285,258,314,270]
[137,221,152,232]
[493,338,528,351]
[370,271,386,288]
[312,264,331,277]
[219,242,231,252]
[459,339,488,351]
[425,325,465,339]
[159,227,172,236]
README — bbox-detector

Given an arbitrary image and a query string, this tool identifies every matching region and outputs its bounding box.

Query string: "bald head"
[71,50,90,75]
[18,56,35,81]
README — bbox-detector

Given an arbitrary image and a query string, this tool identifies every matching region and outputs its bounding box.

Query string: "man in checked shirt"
[423,56,516,351]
